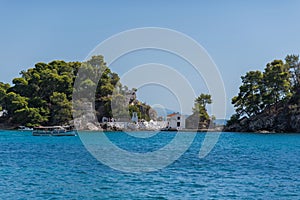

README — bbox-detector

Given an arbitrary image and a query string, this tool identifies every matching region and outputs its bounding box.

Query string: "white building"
[131,112,138,123]
[166,112,185,130]
[0,110,7,117]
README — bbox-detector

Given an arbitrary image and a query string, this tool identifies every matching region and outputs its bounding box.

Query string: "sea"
[0,130,299,199]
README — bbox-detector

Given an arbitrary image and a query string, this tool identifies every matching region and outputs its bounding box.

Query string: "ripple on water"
[0,131,300,199]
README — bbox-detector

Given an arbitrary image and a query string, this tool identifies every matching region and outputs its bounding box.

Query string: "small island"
[224,54,300,133]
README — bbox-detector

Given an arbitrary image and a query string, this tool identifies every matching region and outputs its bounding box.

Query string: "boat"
[160,126,178,132]
[18,126,33,131]
[32,126,77,136]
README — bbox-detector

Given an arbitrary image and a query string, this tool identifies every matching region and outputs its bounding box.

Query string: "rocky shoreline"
[0,121,225,132]
[224,97,300,133]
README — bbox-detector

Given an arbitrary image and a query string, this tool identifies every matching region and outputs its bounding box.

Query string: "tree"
[193,94,212,122]
[14,107,48,127]
[186,94,212,129]
[11,78,28,97]
[232,70,264,117]
[6,92,29,115]
[0,82,10,111]
[195,94,212,107]
[262,60,292,106]
[50,92,72,125]
[4,91,48,126]
[285,54,300,92]
[2,61,74,126]
[1,55,153,127]
[230,57,294,123]
[226,113,240,127]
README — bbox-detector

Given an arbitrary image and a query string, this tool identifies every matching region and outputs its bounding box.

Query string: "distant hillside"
[213,119,227,126]
[152,107,178,119]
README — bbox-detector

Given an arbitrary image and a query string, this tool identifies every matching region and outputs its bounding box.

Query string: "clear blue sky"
[1,0,300,118]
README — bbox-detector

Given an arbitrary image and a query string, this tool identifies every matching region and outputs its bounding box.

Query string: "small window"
[177,116,180,120]
[177,122,180,127]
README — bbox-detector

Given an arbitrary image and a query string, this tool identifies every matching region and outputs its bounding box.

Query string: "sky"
[1,0,300,118]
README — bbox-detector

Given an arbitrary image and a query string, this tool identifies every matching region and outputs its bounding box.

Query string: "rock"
[225,97,300,133]
[86,123,100,131]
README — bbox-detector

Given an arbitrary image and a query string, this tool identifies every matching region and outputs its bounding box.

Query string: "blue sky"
[1,0,300,118]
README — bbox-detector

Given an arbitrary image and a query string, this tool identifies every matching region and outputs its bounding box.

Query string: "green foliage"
[6,92,29,113]
[14,107,48,127]
[263,60,291,105]
[2,55,152,127]
[232,70,264,117]
[0,82,10,110]
[3,60,80,126]
[129,104,140,119]
[193,93,212,122]
[50,92,72,125]
[195,94,212,107]
[128,103,151,121]
[1,59,86,126]
[226,114,240,126]
[285,54,300,92]
[232,56,294,120]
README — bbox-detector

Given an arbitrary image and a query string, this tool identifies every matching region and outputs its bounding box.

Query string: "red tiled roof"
[167,113,179,117]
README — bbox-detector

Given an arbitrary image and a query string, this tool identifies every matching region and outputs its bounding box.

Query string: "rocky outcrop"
[224,96,300,133]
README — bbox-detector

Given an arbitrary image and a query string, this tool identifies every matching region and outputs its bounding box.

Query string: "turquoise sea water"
[1,130,300,199]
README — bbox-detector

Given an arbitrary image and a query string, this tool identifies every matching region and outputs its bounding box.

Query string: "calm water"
[0,130,299,199]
